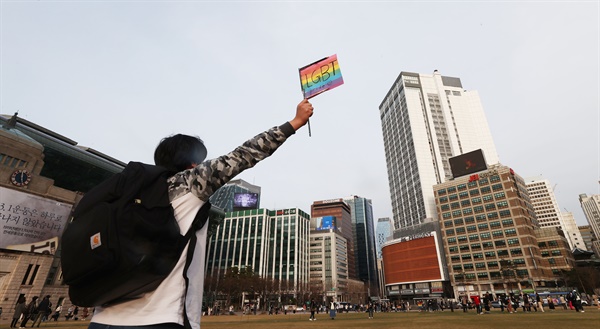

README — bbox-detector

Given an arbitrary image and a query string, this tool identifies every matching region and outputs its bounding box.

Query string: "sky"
[1,0,598,227]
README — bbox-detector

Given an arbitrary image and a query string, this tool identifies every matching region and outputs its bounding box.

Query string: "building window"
[485,204,497,211]
[494,192,506,199]
[504,228,517,236]
[487,261,499,269]
[494,240,506,248]
[490,221,501,229]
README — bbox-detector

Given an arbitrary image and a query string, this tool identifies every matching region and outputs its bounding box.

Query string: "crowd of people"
[9,294,91,328]
[6,289,595,327]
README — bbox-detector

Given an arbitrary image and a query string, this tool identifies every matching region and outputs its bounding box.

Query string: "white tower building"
[561,212,586,250]
[525,176,580,250]
[379,70,499,229]
[579,194,600,256]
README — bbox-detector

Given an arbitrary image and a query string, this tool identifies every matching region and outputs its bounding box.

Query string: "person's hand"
[289,99,314,130]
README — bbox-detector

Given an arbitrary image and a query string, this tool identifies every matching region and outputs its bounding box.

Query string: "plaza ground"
[1,309,598,329]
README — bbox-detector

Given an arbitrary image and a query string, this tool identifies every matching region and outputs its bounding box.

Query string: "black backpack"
[60,162,210,307]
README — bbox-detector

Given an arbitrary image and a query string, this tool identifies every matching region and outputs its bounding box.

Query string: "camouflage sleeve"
[167,122,295,202]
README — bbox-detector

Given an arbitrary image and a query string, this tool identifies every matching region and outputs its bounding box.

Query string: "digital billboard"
[312,216,337,231]
[233,192,259,211]
[1,187,72,254]
[448,149,488,178]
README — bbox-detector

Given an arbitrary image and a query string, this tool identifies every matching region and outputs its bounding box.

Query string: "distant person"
[571,290,584,312]
[11,296,26,328]
[88,99,314,329]
[309,300,316,321]
[329,301,337,320]
[20,296,38,328]
[31,295,51,327]
[51,305,62,321]
[535,292,544,312]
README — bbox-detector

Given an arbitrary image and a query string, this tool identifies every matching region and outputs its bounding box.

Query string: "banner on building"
[1,187,72,254]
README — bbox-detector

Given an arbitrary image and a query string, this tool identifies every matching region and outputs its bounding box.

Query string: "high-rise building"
[311,199,356,280]
[309,216,349,302]
[579,194,600,256]
[205,208,311,297]
[379,71,499,229]
[578,225,596,255]
[343,195,379,297]
[435,165,573,297]
[561,212,587,251]
[209,179,261,213]
[525,176,578,250]
[375,217,393,259]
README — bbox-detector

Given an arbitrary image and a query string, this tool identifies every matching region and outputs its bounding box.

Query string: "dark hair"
[154,134,207,172]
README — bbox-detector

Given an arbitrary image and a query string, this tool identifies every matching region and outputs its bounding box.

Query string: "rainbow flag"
[299,54,344,99]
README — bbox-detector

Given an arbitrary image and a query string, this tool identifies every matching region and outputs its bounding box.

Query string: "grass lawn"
[2,309,598,329]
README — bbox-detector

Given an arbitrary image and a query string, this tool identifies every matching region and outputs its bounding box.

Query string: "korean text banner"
[1,186,72,254]
[299,54,344,99]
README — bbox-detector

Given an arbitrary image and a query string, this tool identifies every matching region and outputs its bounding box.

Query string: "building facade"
[379,71,499,230]
[578,225,596,255]
[311,199,356,280]
[435,165,572,298]
[561,212,587,251]
[375,217,393,259]
[579,194,600,256]
[343,195,379,297]
[205,208,311,298]
[381,222,449,301]
[525,176,580,250]
[308,224,349,302]
[0,113,124,313]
